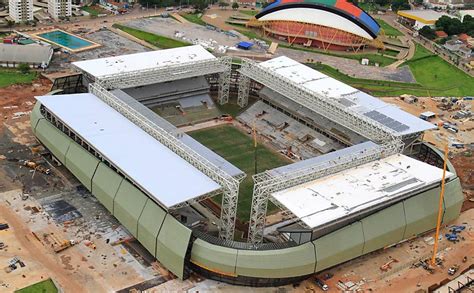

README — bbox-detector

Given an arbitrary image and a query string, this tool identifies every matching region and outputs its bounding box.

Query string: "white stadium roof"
[37,93,221,209]
[259,56,436,136]
[272,154,453,229]
[72,45,215,78]
[258,8,373,40]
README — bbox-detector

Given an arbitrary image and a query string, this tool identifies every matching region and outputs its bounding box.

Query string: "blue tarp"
[237,41,253,50]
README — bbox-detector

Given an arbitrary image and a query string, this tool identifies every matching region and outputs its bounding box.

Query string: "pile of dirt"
[450,151,474,211]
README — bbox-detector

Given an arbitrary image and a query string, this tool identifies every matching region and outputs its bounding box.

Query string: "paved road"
[277,47,416,83]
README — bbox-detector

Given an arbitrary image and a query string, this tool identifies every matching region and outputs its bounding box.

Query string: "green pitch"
[189,125,290,221]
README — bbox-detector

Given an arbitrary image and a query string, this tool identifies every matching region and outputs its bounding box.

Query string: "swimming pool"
[37,30,95,51]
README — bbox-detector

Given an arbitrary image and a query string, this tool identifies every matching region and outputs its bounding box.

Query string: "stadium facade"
[30,46,464,286]
[250,0,383,51]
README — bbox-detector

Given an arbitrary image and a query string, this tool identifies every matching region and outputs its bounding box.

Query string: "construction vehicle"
[448,264,459,275]
[44,233,75,253]
[19,160,51,175]
[314,278,329,291]
[450,225,465,233]
[445,233,458,242]
[380,258,399,271]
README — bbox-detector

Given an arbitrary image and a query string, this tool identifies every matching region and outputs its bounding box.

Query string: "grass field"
[0,69,36,88]
[309,48,474,97]
[376,19,403,37]
[189,125,290,221]
[236,29,263,41]
[112,24,191,49]
[81,6,103,17]
[181,13,207,26]
[281,44,396,66]
[239,10,258,16]
[16,279,58,293]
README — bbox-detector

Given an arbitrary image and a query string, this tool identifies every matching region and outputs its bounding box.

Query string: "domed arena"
[251,0,383,51]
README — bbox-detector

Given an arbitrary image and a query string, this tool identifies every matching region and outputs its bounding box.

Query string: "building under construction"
[30,45,464,286]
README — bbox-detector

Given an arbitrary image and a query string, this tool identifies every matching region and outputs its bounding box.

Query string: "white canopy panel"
[258,8,374,40]
[37,93,221,209]
[272,154,453,229]
[259,56,436,135]
[72,45,216,78]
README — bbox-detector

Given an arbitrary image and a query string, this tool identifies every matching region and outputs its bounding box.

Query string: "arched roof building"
[252,0,382,51]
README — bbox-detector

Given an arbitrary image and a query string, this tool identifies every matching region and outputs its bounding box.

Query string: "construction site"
[0,44,473,292]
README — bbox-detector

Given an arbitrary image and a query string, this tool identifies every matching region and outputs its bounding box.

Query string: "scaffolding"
[92,56,232,105]
[237,58,405,243]
[89,83,241,240]
[238,58,401,147]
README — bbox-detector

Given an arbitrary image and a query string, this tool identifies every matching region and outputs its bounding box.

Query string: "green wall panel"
[65,143,100,191]
[361,203,406,254]
[137,200,166,256]
[91,163,123,213]
[442,178,464,224]
[113,180,148,237]
[156,215,191,279]
[235,242,316,278]
[403,187,440,238]
[30,102,43,133]
[190,239,238,276]
[35,120,72,164]
[314,222,364,272]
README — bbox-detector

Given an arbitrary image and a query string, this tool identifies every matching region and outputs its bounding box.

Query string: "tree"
[232,2,239,9]
[18,63,30,74]
[218,1,229,9]
[391,0,410,11]
[419,25,437,40]
[6,20,15,29]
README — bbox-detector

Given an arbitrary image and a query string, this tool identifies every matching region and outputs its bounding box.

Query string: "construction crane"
[431,144,449,266]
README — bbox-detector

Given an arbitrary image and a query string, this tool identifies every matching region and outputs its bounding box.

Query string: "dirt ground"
[380,97,474,150]
[0,80,168,292]
[294,209,474,293]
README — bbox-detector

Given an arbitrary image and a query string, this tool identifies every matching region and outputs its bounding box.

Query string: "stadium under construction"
[30,45,464,286]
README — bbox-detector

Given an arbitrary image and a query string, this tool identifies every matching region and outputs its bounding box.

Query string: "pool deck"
[31,29,101,53]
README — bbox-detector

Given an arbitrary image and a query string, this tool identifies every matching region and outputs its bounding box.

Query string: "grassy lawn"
[0,69,37,88]
[189,125,290,221]
[410,43,435,60]
[239,10,258,16]
[181,13,207,26]
[80,6,102,17]
[113,24,191,49]
[281,44,396,66]
[382,49,399,57]
[236,28,262,41]
[376,19,403,37]
[16,279,58,293]
[309,53,474,97]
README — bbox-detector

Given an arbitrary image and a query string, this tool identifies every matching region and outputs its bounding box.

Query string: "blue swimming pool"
[37,30,94,50]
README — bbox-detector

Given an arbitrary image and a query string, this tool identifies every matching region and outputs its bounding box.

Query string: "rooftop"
[72,45,215,78]
[397,10,451,23]
[36,93,221,209]
[272,154,453,229]
[258,56,435,136]
[0,43,53,65]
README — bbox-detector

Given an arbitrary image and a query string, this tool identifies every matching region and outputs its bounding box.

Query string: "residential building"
[48,0,71,20]
[9,0,33,23]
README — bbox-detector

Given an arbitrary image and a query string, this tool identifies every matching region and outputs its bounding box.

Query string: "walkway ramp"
[171,13,190,24]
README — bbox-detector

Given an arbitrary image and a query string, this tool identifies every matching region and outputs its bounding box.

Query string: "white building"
[9,0,33,23]
[48,0,71,20]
